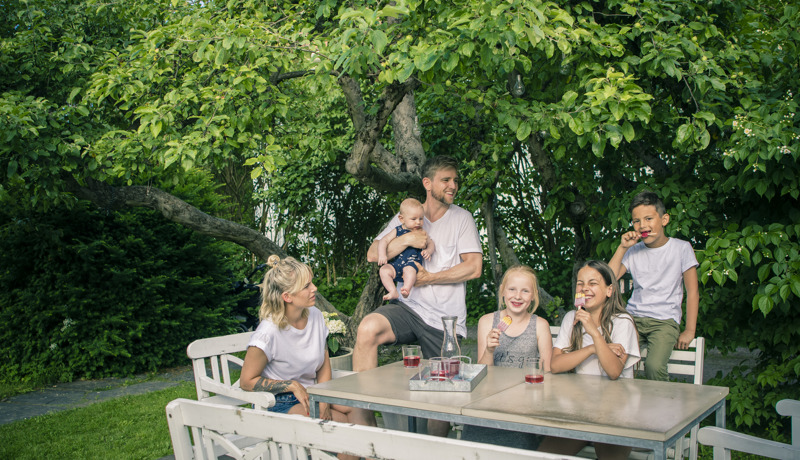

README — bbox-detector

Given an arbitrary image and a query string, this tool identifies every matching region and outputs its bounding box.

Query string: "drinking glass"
[402,345,421,368]
[429,357,449,381]
[525,358,544,384]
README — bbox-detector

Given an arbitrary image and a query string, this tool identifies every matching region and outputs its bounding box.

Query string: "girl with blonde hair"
[463,265,553,449]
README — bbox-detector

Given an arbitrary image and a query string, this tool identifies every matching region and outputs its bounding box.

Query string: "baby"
[377,198,435,300]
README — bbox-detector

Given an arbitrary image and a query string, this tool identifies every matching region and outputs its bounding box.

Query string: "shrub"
[0,196,238,385]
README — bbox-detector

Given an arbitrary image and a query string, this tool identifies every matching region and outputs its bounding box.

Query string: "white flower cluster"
[323,312,347,335]
[61,317,75,332]
[778,145,791,155]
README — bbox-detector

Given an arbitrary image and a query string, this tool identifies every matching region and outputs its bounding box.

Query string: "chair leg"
[689,424,699,460]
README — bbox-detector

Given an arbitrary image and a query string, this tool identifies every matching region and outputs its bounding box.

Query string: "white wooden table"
[308,361,728,460]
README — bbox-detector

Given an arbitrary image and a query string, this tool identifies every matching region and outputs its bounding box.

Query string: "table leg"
[715,401,726,428]
[310,399,319,418]
[407,416,417,433]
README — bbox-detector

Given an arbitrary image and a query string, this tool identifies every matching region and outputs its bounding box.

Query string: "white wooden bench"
[186,332,355,408]
[697,399,800,460]
[186,331,275,410]
[551,325,706,459]
[186,332,356,458]
[166,398,585,460]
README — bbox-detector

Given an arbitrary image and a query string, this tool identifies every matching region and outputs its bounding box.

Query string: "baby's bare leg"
[380,264,399,300]
[400,265,417,297]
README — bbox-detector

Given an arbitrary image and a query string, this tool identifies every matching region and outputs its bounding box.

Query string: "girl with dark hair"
[538,260,641,460]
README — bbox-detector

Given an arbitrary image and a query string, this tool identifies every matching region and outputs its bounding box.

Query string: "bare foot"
[383,289,399,301]
[400,286,411,297]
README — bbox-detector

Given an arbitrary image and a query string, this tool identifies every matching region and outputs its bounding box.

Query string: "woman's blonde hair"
[498,265,540,314]
[565,260,634,352]
[258,255,312,329]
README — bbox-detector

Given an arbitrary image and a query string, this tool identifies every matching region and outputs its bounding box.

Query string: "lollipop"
[496,315,512,332]
[574,293,586,309]
[641,231,650,238]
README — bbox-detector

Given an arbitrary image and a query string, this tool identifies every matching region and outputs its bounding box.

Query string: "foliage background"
[0,0,798,443]
[0,174,239,385]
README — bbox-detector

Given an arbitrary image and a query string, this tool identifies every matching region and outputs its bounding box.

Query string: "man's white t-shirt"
[247,307,328,387]
[376,204,482,337]
[553,311,641,379]
[621,238,698,324]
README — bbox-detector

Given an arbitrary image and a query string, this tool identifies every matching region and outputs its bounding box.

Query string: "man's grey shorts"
[374,300,463,358]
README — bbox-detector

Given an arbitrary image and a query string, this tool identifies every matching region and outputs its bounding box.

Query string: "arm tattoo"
[252,377,292,394]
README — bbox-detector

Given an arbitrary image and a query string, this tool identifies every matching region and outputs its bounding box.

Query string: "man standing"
[354,155,483,436]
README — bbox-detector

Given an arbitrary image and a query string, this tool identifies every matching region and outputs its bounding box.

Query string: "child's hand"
[607,343,626,357]
[620,230,640,249]
[378,256,387,266]
[573,308,600,338]
[421,249,431,260]
[677,329,695,350]
[486,328,501,352]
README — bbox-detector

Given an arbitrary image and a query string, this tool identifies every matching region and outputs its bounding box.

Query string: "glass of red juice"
[428,357,448,380]
[402,345,421,368]
[525,358,544,384]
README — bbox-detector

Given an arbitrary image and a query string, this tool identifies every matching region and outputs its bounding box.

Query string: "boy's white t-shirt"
[247,307,328,387]
[554,310,641,379]
[376,204,482,337]
[621,238,699,324]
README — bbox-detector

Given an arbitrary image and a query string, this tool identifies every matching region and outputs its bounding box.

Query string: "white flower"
[323,312,347,335]
[61,318,75,332]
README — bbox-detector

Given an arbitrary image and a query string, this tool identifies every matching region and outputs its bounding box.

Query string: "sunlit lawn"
[0,382,196,460]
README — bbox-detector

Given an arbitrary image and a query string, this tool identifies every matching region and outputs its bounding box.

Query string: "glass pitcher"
[440,316,461,358]
[439,316,472,378]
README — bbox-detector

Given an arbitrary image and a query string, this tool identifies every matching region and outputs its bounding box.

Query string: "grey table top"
[462,372,728,442]
[309,360,728,455]
[310,361,523,416]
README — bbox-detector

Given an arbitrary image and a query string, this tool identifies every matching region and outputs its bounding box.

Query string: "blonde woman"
[240,256,365,433]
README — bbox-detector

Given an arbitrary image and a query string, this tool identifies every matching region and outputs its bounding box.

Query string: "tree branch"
[70,179,339,313]
[342,76,422,193]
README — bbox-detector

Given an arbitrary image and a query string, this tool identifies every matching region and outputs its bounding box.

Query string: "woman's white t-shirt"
[554,310,641,379]
[247,307,329,387]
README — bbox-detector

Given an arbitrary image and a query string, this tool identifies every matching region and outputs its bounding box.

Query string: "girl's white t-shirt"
[247,307,329,387]
[554,310,641,379]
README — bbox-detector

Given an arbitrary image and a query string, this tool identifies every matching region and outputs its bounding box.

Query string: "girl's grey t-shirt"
[491,310,539,368]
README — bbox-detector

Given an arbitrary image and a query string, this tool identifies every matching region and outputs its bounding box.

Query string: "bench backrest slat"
[167,398,582,460]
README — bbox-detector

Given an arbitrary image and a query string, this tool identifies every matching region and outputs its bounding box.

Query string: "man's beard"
[431,188,454,206]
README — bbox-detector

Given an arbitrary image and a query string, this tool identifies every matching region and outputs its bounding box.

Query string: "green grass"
[0,380,38,400]
[0,382,196,459]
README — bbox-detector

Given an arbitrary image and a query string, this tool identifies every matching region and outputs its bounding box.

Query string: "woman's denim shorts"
[268,392,300,414]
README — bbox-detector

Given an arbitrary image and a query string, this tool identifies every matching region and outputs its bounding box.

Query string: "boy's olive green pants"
[633,317,680,381]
